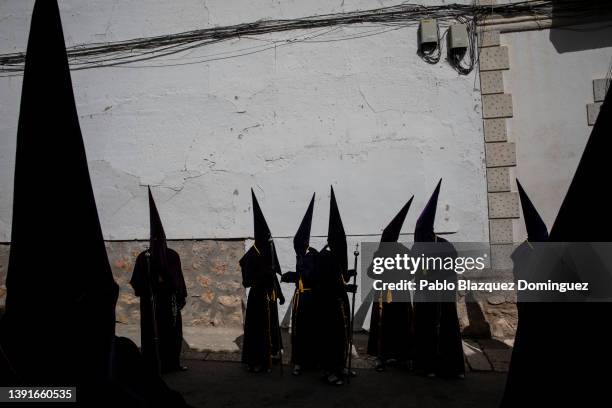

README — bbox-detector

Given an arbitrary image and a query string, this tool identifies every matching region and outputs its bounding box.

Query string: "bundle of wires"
[448,14,478,76]
[416,13,476,74]
[417,22,443,65]
[0,1,607,74]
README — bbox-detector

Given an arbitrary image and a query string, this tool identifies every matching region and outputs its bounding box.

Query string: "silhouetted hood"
[2,0,118,387]
[148,186,169,271]
[516,179,548,242]
[294,193,315,255]
[549,85,612,242]
[327,186,348,272]
[381,196,414,243]
[250,189,280,274]
[414,179,442,242]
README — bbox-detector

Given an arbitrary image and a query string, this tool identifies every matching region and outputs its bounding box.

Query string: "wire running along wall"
[0,1,604,75]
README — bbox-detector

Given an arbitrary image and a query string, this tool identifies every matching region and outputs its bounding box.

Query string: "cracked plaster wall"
[0,0,487,327]
[504,27,612,242]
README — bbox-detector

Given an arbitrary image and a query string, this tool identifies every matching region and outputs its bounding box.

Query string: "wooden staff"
[269,236,284,376]
[145,250,162,376]
[347,243,360,383]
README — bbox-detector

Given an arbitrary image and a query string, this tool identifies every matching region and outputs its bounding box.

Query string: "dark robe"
[503,243,612,407]
[240,246,283,370]
[412,237,465,377]
[503,87,612,407]
[284,247,320,368]
[109,336,188,407]
[316,246,352,375]
[0,1,119,400]
[367,244,414,362]
[501,241,545,407]
[130,248,187,374]
[540,80,612,406]
[1,1,189,404]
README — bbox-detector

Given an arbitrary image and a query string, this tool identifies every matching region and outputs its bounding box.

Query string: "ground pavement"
[116,324,512,407]
[164,360,507,408]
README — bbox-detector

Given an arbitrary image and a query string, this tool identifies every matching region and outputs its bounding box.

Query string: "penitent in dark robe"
[281,193,320,375]
[502,86,612,407]
[500,179,548,408]
[411,180,465,378]
[130,188,187,374]
[367,197,415,371]
[317,186,357,385]
[0,0,119,396]
[0,2,188,405]
[240,190,285,372]
[111,337,188,407]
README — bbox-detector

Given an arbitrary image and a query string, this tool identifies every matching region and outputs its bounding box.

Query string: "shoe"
[374,359,385,372]
[292,365,301,376]
[326,374,344,385]
[343,368,357,377]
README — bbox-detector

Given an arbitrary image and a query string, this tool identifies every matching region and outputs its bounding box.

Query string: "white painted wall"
[1,0,491,329]
[5,1,610,328]
[0,0,487,247]
[504,25,612,241]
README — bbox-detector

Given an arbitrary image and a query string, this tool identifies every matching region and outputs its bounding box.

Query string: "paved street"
[164,360,507,408]
[117,324,513,374]
[119,324,511,406]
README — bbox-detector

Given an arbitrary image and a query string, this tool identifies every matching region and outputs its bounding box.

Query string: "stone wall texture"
[0,239,518,339]
[108,240,246,327]
[0,240,246,328]
[0,244,8,310]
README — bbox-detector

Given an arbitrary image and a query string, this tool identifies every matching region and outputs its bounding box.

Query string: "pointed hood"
[503,87,612,408]
[327,186,348,272]
[293,193,315,255]
[516,180,548,242]
[414,179,442,242]
[251,189,272,250]
[3,0,118,386]
[148,186,169,271]
[381,196,414,243]
[250,189,281,273]
[549,86,612,242]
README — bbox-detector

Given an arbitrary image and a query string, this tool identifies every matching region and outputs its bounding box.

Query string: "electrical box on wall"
[418,19,439,49]
[449,24,469,50]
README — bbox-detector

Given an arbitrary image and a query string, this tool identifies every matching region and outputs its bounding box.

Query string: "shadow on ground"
[164,360,506,408]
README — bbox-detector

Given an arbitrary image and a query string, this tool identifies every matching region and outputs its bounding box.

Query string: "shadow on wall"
[549,0,612,53]
[462,292,492,339]
[105,240,246,328]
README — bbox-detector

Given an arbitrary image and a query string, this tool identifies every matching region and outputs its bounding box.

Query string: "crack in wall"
[200,0,210,25]
[358,87,402,115]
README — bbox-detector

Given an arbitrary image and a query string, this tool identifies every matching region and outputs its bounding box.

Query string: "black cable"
[0,1,608,74]
[447,14,478,76]
[417,22,443,65]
